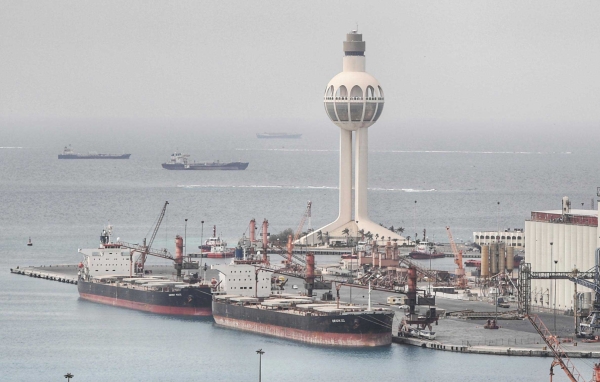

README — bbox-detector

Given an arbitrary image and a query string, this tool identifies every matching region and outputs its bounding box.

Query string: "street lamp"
[200,220,205,270]
[256,348,265,382]
[550,241,557,333]
[550,242,553,317]
[184,219,188,258]
[64,373,74,381]
[554,259,558,335]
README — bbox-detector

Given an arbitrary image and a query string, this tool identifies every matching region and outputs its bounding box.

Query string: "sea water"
[0,120,597,381]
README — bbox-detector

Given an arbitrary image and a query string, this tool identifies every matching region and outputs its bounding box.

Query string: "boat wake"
[178,185,436,192]
[375,150,572,155]
[235,148,336,152]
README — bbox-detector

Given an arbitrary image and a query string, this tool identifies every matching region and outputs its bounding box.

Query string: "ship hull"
[78,280,212,316]
[408,252,446,259]
[212,300,393,347]
[58,154,131,159]
[161,162,249,170]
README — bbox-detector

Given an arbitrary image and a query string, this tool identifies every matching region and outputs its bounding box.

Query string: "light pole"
[184,218,188,258]
[550,242,558,335]
[256,348,265,382]
[64,373,74,381]
[554,259,558,335]
[550,242,553,316]
[413,200,417,242]
[200,220,205,271]
[497,201,500,242]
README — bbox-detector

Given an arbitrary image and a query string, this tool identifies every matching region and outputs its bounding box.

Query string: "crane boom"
[139,201,169,269]
[446,226,466,288]
[294,201,312,242]
[527,314,586,382]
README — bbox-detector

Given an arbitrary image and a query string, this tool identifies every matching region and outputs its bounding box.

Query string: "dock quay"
[10,264,599,359]
[10,265,79,284]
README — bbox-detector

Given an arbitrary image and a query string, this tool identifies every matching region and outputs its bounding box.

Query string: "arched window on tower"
[335,86,349,121]
[350,85,363,121]
[335,85,348,100]
[325,86,337,121]
[364,85,377,121]
[325,85,334,100]
[372,86,384,121]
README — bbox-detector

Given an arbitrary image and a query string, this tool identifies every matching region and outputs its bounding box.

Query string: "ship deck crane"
[446,226,466,289]
[118,201,169,272]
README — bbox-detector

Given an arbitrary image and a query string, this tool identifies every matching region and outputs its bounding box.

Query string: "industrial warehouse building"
[525,197,597,313]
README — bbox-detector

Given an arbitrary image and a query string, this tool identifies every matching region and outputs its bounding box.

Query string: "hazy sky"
[2,1,599,129]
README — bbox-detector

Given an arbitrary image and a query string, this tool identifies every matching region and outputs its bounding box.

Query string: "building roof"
[533,209,597,217]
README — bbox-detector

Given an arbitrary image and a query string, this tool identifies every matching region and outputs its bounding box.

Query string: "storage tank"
[498,243,506,273]
[235,247,244,260]
[506,246,515,271]
[490,243,499,275]
[481,245,490,278]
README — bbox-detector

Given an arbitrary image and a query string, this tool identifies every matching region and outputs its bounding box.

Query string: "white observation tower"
[300,30,404,245]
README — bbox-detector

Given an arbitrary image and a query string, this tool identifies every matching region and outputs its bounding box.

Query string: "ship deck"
[214,294,392,317]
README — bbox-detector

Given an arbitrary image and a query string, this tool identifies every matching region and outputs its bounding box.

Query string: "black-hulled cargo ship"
[161,152,248,170]
[78,277,212,315]
[58,145,131,159]
[212,296,394,346]
[77,226,212,316]
[211,261,394,347]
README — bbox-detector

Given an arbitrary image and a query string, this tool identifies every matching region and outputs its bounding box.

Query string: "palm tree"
[406,235,411,245]
[396,227,405,235]
[365,231,373,241]
[389,225,394,232]
[317,230,323,244]
[324,231,330,246]
[358,229,365,240]
[342,228,350,246]
[64,373,74,381]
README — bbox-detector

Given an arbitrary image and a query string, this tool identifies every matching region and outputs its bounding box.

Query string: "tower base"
[297,219,406,247]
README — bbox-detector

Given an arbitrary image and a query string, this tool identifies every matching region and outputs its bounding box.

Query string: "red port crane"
[446,226,466,289]
[527,314,600,382]
[294,201,312,242]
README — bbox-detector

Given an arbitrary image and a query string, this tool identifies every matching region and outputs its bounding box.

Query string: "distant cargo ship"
[161,152,248,170]
[256,133,302,139]
[58,145,131,159]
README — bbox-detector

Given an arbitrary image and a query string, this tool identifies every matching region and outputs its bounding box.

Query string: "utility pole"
[256,349,265,382]
[554,259,558,335]
[184,219,188,258]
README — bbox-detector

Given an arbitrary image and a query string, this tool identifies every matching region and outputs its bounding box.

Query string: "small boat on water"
[161,152,248,170]
[58,145,131,159]
[197,226,234,258]
[408,242,445,259]
[256,133,302,139]
[464,259,481,267]
[27,237,32,246]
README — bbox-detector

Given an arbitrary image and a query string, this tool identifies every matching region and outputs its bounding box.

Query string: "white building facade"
[473,229,524,248]
[525,197,598,312]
